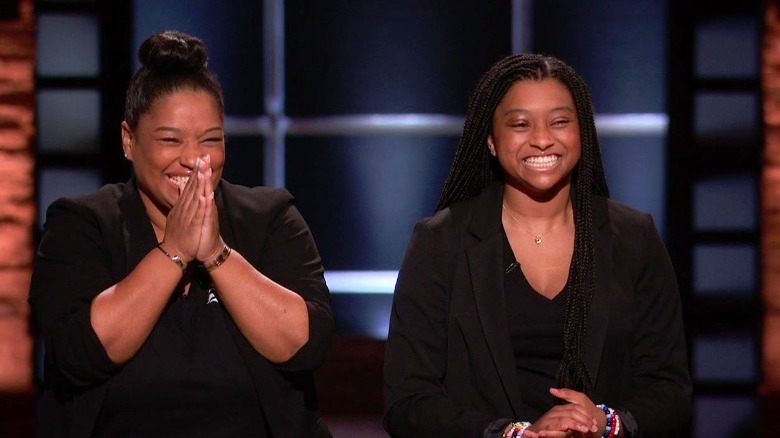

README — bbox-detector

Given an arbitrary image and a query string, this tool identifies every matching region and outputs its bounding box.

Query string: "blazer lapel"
[465,182,524,416]
[584,196,611,388]
[117,179,158,273]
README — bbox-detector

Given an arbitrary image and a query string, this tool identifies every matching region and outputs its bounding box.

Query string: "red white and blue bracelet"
[597,404,621,438]
[503,421,532,438]
[502,405,620,438]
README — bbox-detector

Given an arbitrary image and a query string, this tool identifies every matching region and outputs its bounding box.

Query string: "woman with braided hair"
[383,54,691,437]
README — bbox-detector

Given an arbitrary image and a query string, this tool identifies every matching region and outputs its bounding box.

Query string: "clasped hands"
[520,388,607,438]
[160,154,224,266]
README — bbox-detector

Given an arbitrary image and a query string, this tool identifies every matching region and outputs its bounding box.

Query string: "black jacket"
[383,182,691,437]
[29,179,334,437]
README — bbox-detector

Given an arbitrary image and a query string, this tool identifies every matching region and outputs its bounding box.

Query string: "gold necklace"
[502,202,570,245]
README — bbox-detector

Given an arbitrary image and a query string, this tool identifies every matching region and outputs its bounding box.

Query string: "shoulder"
[55,183,124,208]
[596,196,657,234]
[45,183,125,223]
[595,197,666,262]
[218,180,293,205]
[218,180,294,215]
[421,183,498,229]
[416,193,482,234]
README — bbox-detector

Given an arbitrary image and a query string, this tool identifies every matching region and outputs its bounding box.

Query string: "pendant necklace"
[502,202,570,245]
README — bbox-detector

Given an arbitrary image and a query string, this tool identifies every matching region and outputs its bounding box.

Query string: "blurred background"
[0,0,774,436]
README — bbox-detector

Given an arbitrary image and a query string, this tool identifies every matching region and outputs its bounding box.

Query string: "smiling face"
[487,78,581,198]
[122,89,225,226]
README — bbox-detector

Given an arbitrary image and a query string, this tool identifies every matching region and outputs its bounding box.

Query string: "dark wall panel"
[134,0,265,116]
[533,0,666,113]
[287,135,456,270]
[285,0,511,115]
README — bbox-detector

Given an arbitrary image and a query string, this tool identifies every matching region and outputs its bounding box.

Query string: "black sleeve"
[28,198,122,389]
[383,219,501,438]
[620,214,692,436]
[259,200,334,372]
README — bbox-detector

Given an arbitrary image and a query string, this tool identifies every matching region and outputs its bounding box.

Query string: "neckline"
[501,227,569,302]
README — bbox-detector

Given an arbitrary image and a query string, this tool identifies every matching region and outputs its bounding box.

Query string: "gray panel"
[693,244,755,294]
[694,92,759,147]
[696,18,758,78]
[37,14,99,77]
[37,90,100,154]
[694,175,757,231]
[693,336,755,381]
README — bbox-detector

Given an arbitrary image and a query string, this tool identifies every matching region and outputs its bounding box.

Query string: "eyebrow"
[502,106,575,117]
[153,126,224,134]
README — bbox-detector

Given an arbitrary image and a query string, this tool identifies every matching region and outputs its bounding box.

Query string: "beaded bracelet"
[503,421,531,438]
[597,404,621,438]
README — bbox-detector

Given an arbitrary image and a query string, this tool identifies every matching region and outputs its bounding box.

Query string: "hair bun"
[138,30,208,73]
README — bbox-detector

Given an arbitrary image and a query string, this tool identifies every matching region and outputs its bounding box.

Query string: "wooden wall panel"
[0,0,34,394]
[763,2,780,436]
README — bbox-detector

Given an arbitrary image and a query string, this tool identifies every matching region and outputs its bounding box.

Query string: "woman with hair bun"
[29,30,333,437]
[383,54,691,437]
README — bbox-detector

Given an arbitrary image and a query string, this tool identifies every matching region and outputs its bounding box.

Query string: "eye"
[551,119,571,127]
[509,120,530,129]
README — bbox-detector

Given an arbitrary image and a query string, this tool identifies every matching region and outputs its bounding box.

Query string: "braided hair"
[437,54,609,396]
[124,30,224,129]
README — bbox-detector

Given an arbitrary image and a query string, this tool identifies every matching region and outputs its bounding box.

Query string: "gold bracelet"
[157,242,186,271]
[203,244,231,272]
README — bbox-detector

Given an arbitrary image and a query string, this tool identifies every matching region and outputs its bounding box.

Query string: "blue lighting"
[323,271,398,339]
[324,270,398,294]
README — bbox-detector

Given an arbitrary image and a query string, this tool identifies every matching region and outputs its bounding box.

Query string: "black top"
[93,268,269,437]
[502,232,567,422]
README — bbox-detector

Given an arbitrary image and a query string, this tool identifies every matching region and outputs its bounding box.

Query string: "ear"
[486,135,496,157]
[121,121,133,160]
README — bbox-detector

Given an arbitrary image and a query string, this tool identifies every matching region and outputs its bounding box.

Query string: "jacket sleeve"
[28,198,122,390]
[383,218,503,438]
[619,214,692,436]
[259,198,334,372]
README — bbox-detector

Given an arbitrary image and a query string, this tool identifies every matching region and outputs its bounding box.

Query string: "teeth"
[524,155,560,168]
[169,176,190,185]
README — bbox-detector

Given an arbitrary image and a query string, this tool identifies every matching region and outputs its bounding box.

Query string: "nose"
[530,125,554,151]
[179,139,200,169]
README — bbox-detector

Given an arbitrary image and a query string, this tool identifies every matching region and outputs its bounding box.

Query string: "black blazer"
[383,182,691,438]
[29,179,333,437]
